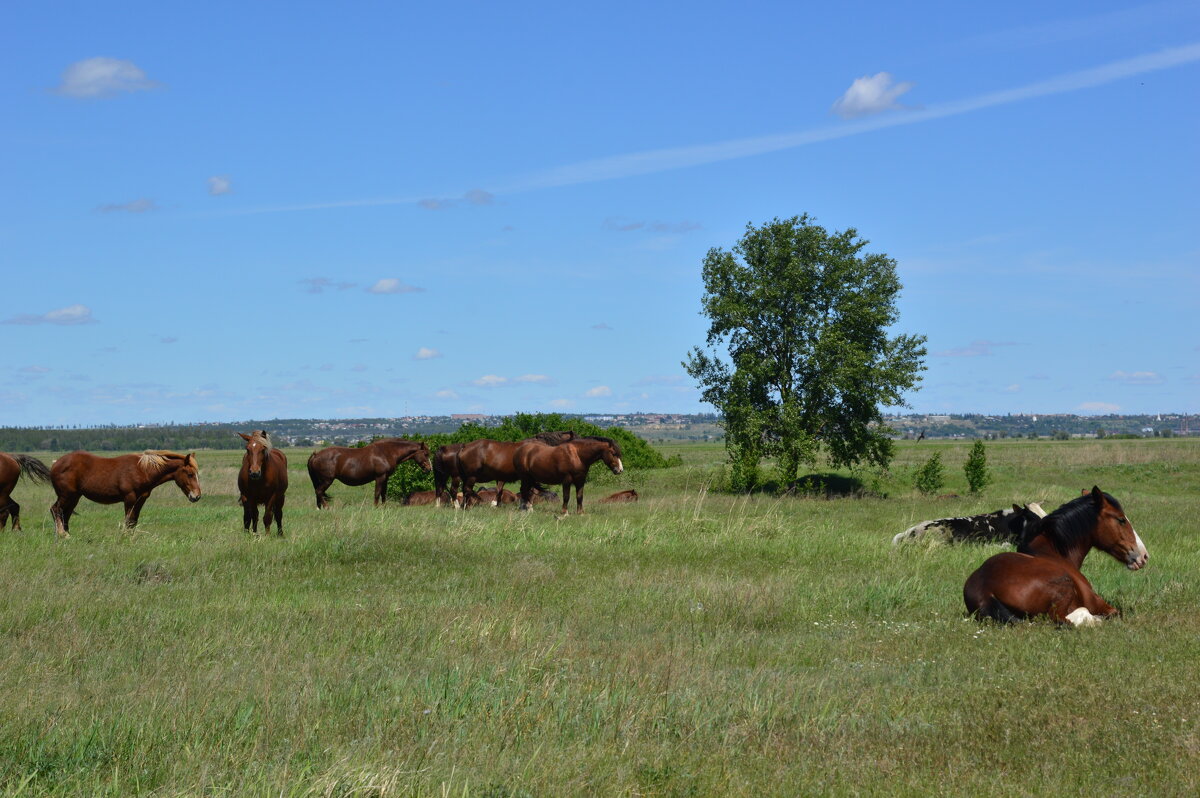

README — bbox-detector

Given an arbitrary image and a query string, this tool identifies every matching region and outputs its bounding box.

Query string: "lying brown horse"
[963,487,1148,627]
[0,452,52,530]
[403,490,440,506]
[456,431,575,508]
[307,438,431,508]
[237,431,288,536]
[49,450,202,538]
[600,489,639,503]
[514,435,624,514]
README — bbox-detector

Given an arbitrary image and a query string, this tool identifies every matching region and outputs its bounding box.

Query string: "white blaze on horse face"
[615,457,624,474]
[1129,528,1149,570]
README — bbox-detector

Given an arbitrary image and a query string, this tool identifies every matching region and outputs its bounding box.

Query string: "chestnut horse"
[514,435,624,514]
[432,443,464,507]
[600,489,639,503]
[963,487,1148,627]
[455,431,575,508]
[49,450,202,538]
[237,431,288,536]
[0,452,52,530]
[307,438,431,508]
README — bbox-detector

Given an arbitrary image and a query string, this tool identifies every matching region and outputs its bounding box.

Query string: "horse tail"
[12,454,51,485]
[970,595,1022,624]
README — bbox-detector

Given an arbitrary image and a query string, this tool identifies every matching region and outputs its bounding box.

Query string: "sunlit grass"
[0,439,1196,795]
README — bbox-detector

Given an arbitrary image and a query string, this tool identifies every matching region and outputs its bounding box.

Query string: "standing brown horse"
[307,438,431,508]
[237,431,288,536]
[433,443,464,507]
[0,452,52,530]
[963,487,1148,627]
[455,431,575,508]
[49,450,202,538]
[514,435,624,514]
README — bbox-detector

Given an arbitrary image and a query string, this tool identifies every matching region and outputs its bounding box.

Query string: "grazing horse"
[307,438,431,508]
[237,431,288,536]
[514,435,624,514]
[892,503,1046,545]
[600,489,639,503]
[963,487,1148,627]
[49,450,202,538]
[432,443,464,507]
[0,452,52,530]
[455,431,576,508]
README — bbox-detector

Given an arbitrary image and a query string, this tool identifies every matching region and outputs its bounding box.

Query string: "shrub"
[913,451,945,495]
[963,439,991,493]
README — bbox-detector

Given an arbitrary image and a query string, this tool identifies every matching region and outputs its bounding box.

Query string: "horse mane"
[579,435,622,456]
[246,430,272,450]
[1018,491,1120,555]
[139,450,188,470]
[531,430,575,445]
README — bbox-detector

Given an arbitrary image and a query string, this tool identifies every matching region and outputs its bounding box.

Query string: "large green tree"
[684,215,926,490]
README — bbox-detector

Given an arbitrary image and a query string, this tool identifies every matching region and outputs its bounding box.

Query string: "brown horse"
[0,452,52,530]
[600,489,639,503]
[49,450,202,538]
[307,438,431,508]
[432,443,464,507]
[455,431,575,508]
[514,435,624,514]
[237,431,288,536]
[963,487,1148,627]
[402,490,439,506]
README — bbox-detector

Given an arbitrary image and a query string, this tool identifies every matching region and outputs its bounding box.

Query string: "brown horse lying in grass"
[600,489,638,503]
[0,452,52,530]
[307,438,431,508]
[49,450,202,538]
[237,431,288,536]
[963,487,1148,627]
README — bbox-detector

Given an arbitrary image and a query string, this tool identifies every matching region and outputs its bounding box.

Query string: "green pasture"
[0,438,1197,796]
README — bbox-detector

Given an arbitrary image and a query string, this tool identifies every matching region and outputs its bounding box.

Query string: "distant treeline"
[0,425,252,453]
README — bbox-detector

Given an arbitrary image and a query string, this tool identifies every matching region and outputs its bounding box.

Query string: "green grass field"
[0,438,1197,796]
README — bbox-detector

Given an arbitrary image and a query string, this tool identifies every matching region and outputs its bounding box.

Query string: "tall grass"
[0,439,1196,795]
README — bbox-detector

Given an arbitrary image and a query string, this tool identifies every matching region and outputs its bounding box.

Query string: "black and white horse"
[893,503,1046,545]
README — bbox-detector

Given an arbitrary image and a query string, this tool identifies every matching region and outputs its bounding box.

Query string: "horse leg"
[374,476,388,506]
[51,493,80,539]
[272,496,284,537]
[4,498,18,531]
[434,470,447,507]
[574,479,585,514]
[560,483,571,515]
[518,480,534,511]
[461,477,479,510]
[493,481,505,507]
[313,479,333,509]
[125,495,149,528]
[243,501,256,534]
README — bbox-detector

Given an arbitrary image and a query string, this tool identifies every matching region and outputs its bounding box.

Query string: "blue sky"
[2,1,1197,426]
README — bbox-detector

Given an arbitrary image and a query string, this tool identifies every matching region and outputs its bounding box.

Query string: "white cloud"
[1078,401,1122,413]
[3,304,97,326]
[96,198,157,213]
[418,198,448,210]
[548,398,574,409]
[831,72,915,118]
[207,175,232,196]
[435,389,459,399]
[473,375,507,387]
[515,374,551,384]
[414,347,442,360]
[1004,384,1020,392]
[1108,370,1165,386]
[55,57,161,99]
[585,385,612,398]
[367,278,422,294]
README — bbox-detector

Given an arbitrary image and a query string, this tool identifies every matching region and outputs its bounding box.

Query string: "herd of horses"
[0,435,1147,628]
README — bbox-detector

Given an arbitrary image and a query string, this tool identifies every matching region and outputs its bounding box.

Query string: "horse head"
[599,439,624,475]
[412,441,433,472]
[239,431,270,481]
[176,453,202,502]
[1089,486,1147,570]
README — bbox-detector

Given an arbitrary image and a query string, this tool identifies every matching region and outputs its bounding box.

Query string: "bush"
[963,439,991,493]
[913,451,945,495]
[384,413,677,501]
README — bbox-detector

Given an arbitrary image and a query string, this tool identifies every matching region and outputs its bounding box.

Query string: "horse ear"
[239,433,251,441]
[1090,485,1104,505]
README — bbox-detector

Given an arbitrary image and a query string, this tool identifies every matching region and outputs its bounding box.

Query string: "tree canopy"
[684,215,926,490]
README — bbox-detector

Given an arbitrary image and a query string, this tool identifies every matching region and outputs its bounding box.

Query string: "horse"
[306,438,431,508]
[514,435,624,514]
[237,431,288,536]
[893,503,1045,545]
[403,490,439,506]
[432,443,465,507]
[0,452,52,530]
[600,489,639,503]
[49,450,202,538]
[455,431,576,508]
[963,487,1148,627]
